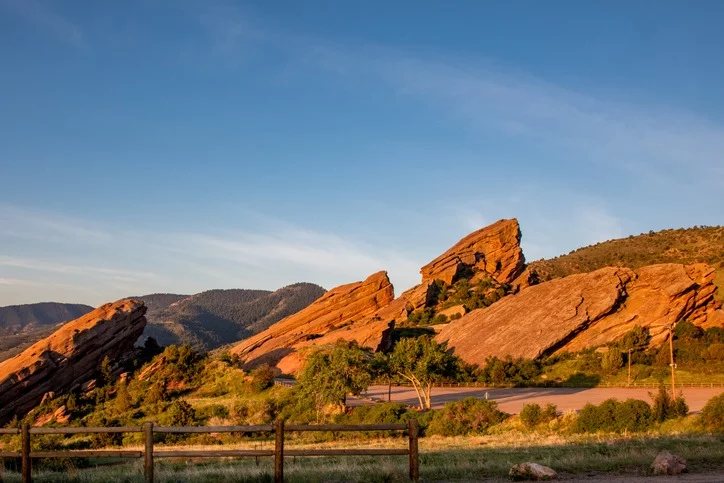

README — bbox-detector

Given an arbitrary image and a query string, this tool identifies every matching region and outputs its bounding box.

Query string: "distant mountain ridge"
[0,302,94,332]
[0,283,326,360]
[136,283,326,351]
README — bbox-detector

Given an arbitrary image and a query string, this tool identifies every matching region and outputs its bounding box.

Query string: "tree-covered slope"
[139,283,326,351]
[528,226,724,301]
[0,302,94,332]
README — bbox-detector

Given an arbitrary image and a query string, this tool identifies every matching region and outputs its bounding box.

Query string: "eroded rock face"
[230,271,395,373]
[0,299,146,425]
[420,218,525,285]
[436,263,723,365]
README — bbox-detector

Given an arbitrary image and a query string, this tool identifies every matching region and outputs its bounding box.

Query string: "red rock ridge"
[230,271,395,372]
[420,218,525,285]
[435,263,723,366]
[0,299,146,425]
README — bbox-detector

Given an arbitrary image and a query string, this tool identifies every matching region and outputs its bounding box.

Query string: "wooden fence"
[385,381,724,389]
[275,378,724,390]
[0,420,420,483]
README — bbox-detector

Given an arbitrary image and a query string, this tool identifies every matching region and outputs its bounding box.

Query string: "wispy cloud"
[189,6,724,186]
[0,204,423,305]
[0,204,110,243]
[297,44,724,184]
[0,256,157,282]
[0,0,83,47]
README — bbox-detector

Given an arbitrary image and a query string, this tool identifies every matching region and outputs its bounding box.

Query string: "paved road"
[359,385,723,413]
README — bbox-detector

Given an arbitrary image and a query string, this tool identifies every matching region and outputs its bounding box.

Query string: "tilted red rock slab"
[420,218,525,285]
[230,271,395,372]
[0,299,146,425]
[436,263,723,365]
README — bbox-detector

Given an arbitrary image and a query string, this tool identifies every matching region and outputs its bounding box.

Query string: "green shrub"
[601,348,624,371]
[701,393,724,432]
[427,397,507,436]
[701,343,724,361]
[478,356,541,385]
[162,399,198,427]
[614,399,653,432]
[574,398,652,433]
[705,327,724,344]
[196,404,230,421]
[520,403,557,429]
[674,320,703,341]
[651,384,688,422]
[250,364,276,392]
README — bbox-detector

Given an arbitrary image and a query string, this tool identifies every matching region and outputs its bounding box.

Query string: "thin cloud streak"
[0,0,83,46]
[301,44,724,182]
[0,205,424,305]
[194,8,723,183]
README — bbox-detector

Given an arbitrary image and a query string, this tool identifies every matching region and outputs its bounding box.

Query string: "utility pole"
[628,349,632,386]
[668,323,676,396]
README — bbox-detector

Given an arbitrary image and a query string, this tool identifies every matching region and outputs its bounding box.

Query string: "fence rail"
[384,381,724,389]
[1,420,419,483]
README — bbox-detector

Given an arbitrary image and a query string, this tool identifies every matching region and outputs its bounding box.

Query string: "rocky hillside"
[231,219,525,373]
[139,283,326,351]
[436,263,724,365]
[0,299,146,425]
[231,272,395,373]
[528,226,724,301]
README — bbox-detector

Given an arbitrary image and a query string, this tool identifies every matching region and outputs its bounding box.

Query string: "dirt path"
[359,385,723,413]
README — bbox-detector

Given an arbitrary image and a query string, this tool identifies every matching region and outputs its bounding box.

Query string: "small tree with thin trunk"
[297,340,373,419]
[389,336,459,410]
[619,325,650,385]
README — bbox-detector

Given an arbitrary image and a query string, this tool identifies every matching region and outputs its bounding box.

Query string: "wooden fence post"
[21,423,31,483]
[274,420,284,483]
[144,422,154,483]
[408,419,419,482]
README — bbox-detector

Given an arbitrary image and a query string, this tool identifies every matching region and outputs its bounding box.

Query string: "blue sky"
[1,0,723,306]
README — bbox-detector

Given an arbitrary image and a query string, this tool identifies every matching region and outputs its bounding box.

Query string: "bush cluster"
[701,393,724,432]
[477,356,541,385]
[427,397,508,436]
[519,403,557,429]
[651,385,688,422]
[574,398,653,433]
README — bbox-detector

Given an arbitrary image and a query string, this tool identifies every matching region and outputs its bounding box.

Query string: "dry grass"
[2,431,723,482]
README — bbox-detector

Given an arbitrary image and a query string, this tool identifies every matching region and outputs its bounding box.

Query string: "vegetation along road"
[360,385,724,413]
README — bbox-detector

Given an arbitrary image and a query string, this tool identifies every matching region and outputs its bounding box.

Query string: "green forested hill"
[139,283,326,350]
[528,226,724,300]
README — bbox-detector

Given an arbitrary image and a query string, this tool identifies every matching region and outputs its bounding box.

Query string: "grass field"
[2,432,723,482]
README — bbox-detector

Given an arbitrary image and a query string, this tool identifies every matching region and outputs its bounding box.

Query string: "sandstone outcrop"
[0,299,146,425]
[436,263,723,365]
[230,271,395,373]
[420,218,524,285]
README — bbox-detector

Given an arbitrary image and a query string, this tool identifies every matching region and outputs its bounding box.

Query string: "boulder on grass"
[509,462,558,480]
[652,450,687,475]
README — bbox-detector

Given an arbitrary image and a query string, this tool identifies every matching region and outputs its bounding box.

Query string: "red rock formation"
[420,218,524,285]
[436,263,723,366]
[0,299,146,425]
[231,271,395,372]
